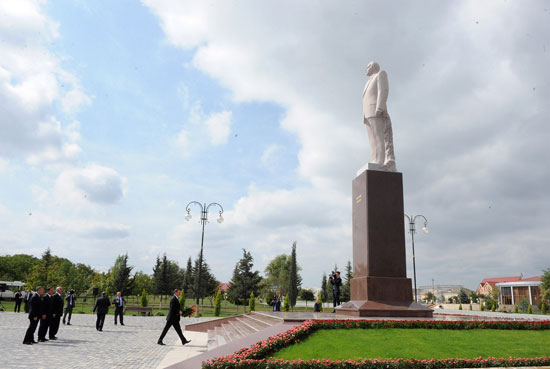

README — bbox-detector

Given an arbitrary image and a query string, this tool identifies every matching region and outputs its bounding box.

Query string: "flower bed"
[202,319,550,369]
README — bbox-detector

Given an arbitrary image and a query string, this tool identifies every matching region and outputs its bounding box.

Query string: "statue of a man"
[362,61,396,172]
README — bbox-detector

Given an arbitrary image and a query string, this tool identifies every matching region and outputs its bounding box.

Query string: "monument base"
[336,300,433,318]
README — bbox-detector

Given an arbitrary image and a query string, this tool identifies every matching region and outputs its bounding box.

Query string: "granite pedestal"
[337,169,432,317]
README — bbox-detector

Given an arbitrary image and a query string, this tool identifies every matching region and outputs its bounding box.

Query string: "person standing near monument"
[92,292,111,331]
[63,289,76,325]
[14,290,23,312]
[330,272,342,312]
[22,286,43,345]
[37,287,53,342]
[362,61,396,172]
[157,288,191,346]
[113,291,125,326]
[49,286,63,340]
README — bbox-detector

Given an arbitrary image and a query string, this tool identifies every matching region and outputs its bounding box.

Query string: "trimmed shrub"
[469,303,472,310]
[458,304,462,310]
[515,304,519,313]
[528,304,533,314]
[542,302,547,315]
[491,302,496,312]
[249,292,256,312]
[283,294,290,311]
[139,289,148,307]
[214,290,222,317]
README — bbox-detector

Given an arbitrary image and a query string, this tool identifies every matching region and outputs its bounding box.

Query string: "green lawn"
[271,328,550,361]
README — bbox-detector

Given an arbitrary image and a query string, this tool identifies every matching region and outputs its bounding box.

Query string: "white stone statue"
[362,61,396,172]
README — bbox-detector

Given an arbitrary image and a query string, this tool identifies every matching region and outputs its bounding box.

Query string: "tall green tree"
[191,254,218,303]
[183,257,193,298]
[228,249,262,305]
[110,253,134,295]
[541,268,550,303]
[152,254,182,296]
[288,242,301,309]
[341,261,353,302]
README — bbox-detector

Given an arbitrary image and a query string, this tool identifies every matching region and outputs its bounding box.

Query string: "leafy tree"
[288,242,300,309]
[214,290,222,316]
[341,261,353,302]
[425,291,435,303]
[264,254,290,297]
[227,249,262,305]
[518,298,529,313]
[132,271,153,296]
[320,273,328,304]
[469,291,480,303]
[249,292,256,312]
[283,293,290,311]
[300,289,315,308]
[0,254,39,281]
[458,288,470,304]
[110,253,134,295]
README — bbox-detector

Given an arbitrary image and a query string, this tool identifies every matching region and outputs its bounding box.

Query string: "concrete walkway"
[0,311,210,369]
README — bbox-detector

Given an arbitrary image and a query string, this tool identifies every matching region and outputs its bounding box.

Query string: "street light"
[185,201,224,316]
[404,214,429,303]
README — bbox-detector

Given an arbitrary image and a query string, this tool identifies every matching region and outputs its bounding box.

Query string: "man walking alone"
[157,288,191,346]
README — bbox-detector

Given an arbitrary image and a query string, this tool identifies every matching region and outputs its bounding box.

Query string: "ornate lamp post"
[404,214,428,303]
[185,201,224,316]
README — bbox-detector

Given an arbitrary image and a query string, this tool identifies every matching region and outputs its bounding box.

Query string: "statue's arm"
[376,71,389,114]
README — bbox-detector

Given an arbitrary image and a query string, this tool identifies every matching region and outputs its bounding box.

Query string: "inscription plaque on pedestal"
[337,170,432,317]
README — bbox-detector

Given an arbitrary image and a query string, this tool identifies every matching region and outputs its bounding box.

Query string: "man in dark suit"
[330,271,342,313]
[63,289,76,325]
[49,286,63,340]
[23,286,43,345]
[113,291,125,326]
[23,289,32,313]
[92,292,111,331]
[37,287,53,342]
[14,290,23,312]
[157,288,191,346]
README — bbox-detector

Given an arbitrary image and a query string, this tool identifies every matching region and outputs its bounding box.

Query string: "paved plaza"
[0,312,210,369]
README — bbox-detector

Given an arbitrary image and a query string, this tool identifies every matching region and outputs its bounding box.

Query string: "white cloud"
[260,144,282,169]
[205,110,232,145]
[175,105,232,155]
[53,164,126,206]
[0,0,90,164]
[28,213,130,239]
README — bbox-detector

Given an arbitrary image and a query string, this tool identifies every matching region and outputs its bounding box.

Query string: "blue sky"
[1,0,549,290]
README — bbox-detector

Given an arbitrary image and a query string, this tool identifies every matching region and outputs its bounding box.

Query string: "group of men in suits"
[22,286,64,345]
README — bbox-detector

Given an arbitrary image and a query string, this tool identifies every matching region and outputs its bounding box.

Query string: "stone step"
[240,314,271,330]
[235,316,261,333]
[214,326,228,347]
[207,329,218,351]
[221,322,243,342]
[249,311,284,325]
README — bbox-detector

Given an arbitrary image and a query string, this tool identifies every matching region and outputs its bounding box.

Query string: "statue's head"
[366,61,380,76]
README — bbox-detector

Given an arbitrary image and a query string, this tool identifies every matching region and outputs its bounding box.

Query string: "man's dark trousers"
[50,293,63,338]
[158,295,187,344]
[38,294,51,340]
[96,313,106,331]
[23,293,41,344]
